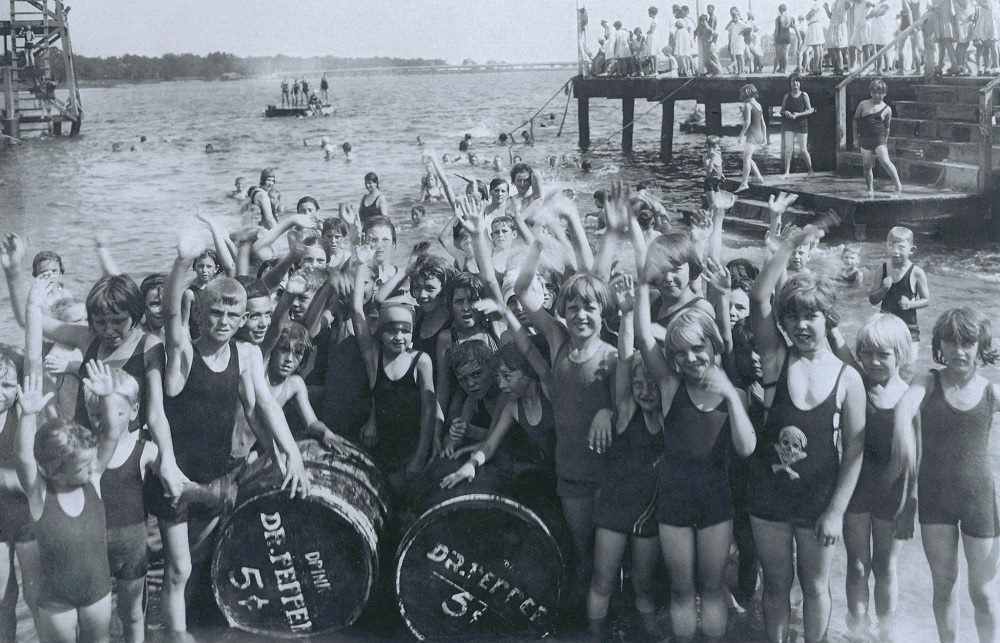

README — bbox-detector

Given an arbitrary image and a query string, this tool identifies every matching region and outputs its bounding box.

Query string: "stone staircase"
[837,78,999,192]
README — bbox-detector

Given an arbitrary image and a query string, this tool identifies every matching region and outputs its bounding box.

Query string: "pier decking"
[572,73,996,234]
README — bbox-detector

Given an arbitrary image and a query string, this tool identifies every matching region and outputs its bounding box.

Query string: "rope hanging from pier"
[506,79,573,139]
[594,75,697,149]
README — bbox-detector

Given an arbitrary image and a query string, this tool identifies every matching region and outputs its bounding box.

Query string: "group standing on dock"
[281,75,329,108]
[581,1,1000,78]
[0,96,996,643]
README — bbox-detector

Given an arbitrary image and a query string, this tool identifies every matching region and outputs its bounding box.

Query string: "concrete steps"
[893,100,982,123]
[913,84,984,105]
[726,197,813,231]
[838,151,980,191]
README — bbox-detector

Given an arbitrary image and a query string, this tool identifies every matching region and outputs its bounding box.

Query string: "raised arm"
[252,214,314,262]
[702,258,734,354]
[750,193,808,375]
[94,233,122,277]
[634,278,673,383]
[350,263,378,385]
[1,233,30,328]
[513,238,565,356]
[197,212,237,277]
[163,232,201,396]
[15,374,51,507]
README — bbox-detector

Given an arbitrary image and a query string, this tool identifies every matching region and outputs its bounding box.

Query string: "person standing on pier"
[726,8,750,74]
[780,74,815,177]
[826,0,851,74]
[853,78,903,197]
[736,84,768,192]
[320,74,329,101]
[774,4,794,72]
[280,78,290,107]
[696,13,722,75]
[645,6,662,75]
[806,0,830,74]
[613,21,631,76]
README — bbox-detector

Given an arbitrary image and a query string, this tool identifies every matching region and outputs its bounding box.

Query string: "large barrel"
[393,461,566,640]
[211,438,388,638]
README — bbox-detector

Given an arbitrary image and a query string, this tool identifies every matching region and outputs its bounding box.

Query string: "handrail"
[836,11,932,90]
[835,9,932,171]
[978,73,1000,193]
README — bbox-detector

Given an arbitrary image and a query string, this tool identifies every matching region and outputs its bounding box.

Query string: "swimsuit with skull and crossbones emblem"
[773,425,808,480]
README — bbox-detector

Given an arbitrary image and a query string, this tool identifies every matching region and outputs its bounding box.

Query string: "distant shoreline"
[75,62,578,87]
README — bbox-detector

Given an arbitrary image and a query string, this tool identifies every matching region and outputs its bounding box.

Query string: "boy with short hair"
[868,226,929,362]
[159,234,308,633]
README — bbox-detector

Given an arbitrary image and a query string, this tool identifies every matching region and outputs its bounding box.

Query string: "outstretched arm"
[197,212,237,277]
[15,374,51,509]
[513,238,565,356]
[350,263,379,386]
[94,233,122,276]
[164,231,201,396]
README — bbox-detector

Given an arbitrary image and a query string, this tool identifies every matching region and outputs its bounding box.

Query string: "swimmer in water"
[204,144,214,153]
[411,205,426,224]
[417,135,424,146]
[229,177,246,200]
[321,136,334,161]
[341,141,352,162]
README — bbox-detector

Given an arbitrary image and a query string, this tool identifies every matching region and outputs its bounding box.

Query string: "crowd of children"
[0,124,998,643]
[583,1,1000,78]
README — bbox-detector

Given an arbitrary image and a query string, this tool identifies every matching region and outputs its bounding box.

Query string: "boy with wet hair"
[868,226,929,363]
[442,339,500,456]
[159,233,309,634]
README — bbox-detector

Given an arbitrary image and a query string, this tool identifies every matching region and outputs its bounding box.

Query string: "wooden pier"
[572,72,998,234]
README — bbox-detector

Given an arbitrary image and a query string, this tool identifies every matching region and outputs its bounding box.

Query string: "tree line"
[46,50,447,82]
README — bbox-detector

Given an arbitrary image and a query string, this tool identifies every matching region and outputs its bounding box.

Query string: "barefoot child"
[160,235,308,633]
[635,285,756,641]
[748,217,866,643]
[839,314,915,641]
[586,274,664,640]
[868,226,928,363]
[515,236,618,610]
[853,78,903,197]
[894,308,1000,643]
[737,84,768,192]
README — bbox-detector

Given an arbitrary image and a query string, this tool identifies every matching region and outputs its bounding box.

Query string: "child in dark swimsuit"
[894,308,1000,642]
[749,216,867,643]
[15,370,120,643]
[853,78,903,198]
[635,269,756,642]
[351,265,435,492]
[839,314,914,641]
[586,274,665,640]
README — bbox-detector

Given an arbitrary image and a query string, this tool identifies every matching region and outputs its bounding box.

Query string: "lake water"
[3,69,1000,641]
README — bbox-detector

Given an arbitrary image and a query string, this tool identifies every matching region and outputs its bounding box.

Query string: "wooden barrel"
[211,437,388,638]
[393,481,566,640]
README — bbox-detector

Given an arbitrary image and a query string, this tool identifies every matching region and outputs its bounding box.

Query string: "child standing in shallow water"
[894,308,1000,643]
[869,226,928,364]
[840,314,915,641]
[749,211,867,643]
[737,84,768,192]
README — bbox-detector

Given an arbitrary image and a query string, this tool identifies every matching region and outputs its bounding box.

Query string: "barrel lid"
[394,493,565,640]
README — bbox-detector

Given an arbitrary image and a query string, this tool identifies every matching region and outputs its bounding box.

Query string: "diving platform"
[0,0,82,138]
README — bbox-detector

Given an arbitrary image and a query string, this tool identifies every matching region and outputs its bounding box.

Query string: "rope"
[556,83,572,137]
[507,79,572,138]
[594,75,698,149]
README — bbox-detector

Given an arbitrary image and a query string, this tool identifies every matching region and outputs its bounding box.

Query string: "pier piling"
[622,98,634,154]
[660,101,674,162]
[578,96,589,150]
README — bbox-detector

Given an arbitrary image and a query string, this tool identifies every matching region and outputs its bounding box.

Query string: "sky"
[64,0,819,63]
